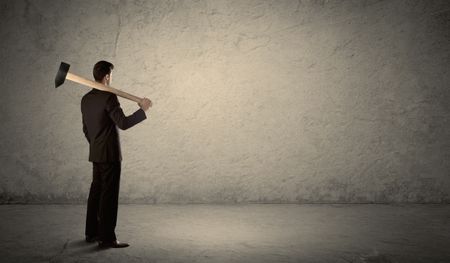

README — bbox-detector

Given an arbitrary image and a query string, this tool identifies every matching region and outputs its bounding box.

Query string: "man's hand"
[138,98,152,111]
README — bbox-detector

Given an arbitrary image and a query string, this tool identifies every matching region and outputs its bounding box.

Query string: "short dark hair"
[93,60,114,82]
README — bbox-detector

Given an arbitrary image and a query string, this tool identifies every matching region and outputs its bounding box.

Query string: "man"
[81,60,152,248]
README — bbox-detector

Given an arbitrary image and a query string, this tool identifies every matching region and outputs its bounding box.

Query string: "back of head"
[93,61,114,82]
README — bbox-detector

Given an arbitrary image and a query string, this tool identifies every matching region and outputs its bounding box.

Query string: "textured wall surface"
[1,0,449,203]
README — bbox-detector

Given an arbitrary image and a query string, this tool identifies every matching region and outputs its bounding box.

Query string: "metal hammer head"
[55,62,70,88]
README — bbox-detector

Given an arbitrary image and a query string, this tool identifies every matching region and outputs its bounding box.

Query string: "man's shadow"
[71,239,109,252]
[50,238,107,261]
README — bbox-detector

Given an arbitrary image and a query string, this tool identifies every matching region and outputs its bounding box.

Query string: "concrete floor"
[0,204,449,263]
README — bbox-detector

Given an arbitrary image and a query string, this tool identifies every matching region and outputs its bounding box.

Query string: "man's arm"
[82,119,90,143]
[106,94,147,130]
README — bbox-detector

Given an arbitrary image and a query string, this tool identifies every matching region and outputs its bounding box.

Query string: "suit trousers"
[85,161,121,242]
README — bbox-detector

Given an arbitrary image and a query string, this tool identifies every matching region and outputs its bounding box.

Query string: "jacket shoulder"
[82,90,113,100]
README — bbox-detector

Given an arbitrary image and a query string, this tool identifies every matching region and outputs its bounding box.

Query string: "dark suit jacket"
[81,88,146,162]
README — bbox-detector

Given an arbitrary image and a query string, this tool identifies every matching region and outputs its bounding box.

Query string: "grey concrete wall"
[1,0,449,203]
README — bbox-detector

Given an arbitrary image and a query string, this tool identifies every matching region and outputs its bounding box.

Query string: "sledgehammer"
[55,62,142,103]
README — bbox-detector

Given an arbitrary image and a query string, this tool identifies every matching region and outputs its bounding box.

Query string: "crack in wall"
[113,0,123,58]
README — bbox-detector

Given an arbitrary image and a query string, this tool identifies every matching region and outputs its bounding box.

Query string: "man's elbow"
[117,120,131,130]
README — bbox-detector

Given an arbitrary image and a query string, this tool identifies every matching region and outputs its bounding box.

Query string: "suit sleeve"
[82,119,90,143]
[106,94,147,130]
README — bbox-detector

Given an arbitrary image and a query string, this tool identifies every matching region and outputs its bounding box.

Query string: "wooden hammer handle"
[66,72,143,103]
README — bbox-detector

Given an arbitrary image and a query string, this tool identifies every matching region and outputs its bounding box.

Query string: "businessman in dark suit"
[81,61,152,248]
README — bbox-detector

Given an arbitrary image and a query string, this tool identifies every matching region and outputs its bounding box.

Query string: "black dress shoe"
[85,235,99,243]
[98,240,130,248]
